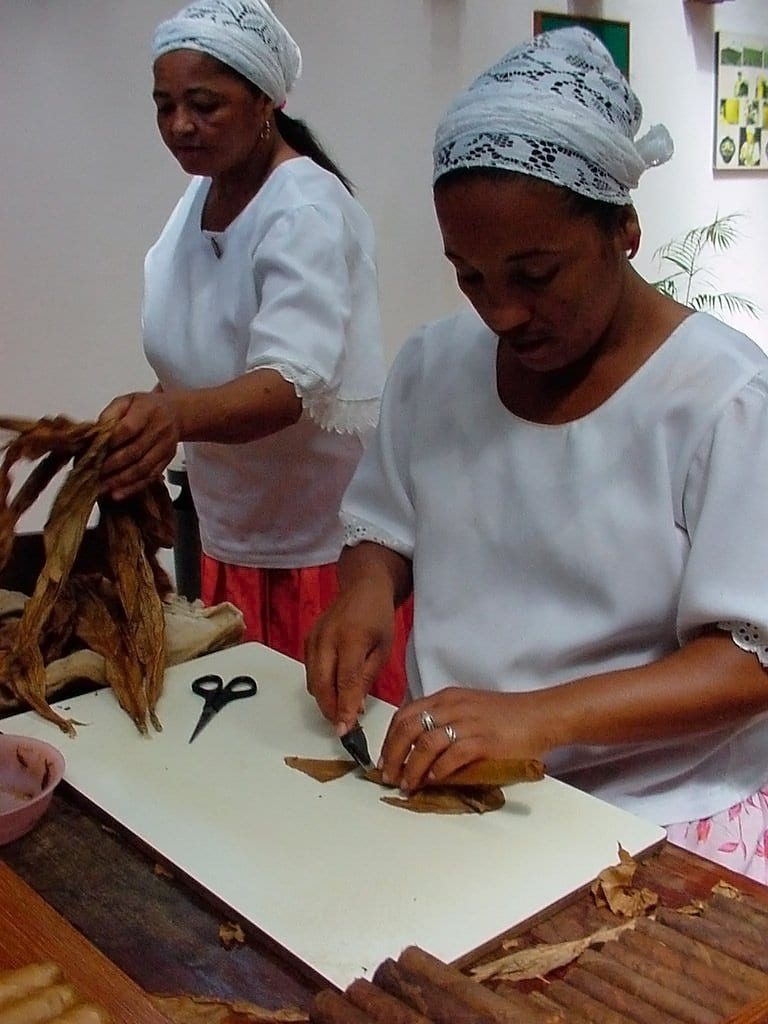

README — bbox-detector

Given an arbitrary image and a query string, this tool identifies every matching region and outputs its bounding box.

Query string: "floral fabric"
[666,786,768,886]
[200,554,410,706]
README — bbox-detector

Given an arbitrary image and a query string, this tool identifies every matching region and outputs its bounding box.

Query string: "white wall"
[2,0,767,425]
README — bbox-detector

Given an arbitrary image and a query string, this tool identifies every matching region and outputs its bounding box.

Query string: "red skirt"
[200,554,411,707]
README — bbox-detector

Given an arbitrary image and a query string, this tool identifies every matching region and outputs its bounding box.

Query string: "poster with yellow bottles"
[715,33,768,171]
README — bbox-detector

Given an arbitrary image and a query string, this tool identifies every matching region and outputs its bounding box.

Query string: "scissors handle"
[191,673,257,710]
[221,675,259,701]
[191,674,224,699]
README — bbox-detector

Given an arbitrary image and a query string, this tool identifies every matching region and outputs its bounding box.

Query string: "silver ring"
[444,724,457,744]
[420,710,437,733]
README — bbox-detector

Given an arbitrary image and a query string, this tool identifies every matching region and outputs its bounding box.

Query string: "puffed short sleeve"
[247,203,350,378]
[246,201,383,434]
[339,332,423,558]
[677,372,768,657]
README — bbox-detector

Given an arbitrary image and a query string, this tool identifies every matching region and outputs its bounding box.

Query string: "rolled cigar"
[0,964,62,1009]
[619,928,757,1008]
[528,990,588,1024]
[398,946,555,1023]
[48,1007,112,1024]
[655,906,768,974]
[372,958,493,1023]
[0,983,78,1024]
[702,903,765,947]
[345,979,431,1024]
[364,759,545,789]
[602,938,739,1017]
[566,964,672,1024]
[710,891,768,931]
[578,948,721,1024]
[544,978,636,1024]
[310,989,378,1024]
[737,891,768,923]
[721,991,768,1024]
[634,917,768,995]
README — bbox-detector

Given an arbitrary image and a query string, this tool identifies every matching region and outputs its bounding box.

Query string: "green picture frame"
[533,12,630,79]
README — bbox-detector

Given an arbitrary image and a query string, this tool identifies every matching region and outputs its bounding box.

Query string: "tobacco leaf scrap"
[150,993,308,1024]
[470,921,636,983]
[712,879,742,900]
[218,921,246,949]
[590,843,658,917]
[381,785,505,815]
[283,756,358,782]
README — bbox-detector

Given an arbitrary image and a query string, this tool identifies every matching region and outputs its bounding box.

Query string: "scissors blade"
[340,722,374,771]
[189,704,218,744]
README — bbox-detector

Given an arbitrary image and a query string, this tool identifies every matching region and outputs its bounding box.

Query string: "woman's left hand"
[378,686,552,792]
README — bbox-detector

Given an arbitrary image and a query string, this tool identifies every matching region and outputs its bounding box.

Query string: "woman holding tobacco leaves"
[306,28,768,882]
[98,0,408,704]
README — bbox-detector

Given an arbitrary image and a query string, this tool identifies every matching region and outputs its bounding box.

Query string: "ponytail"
[275,108,355,194]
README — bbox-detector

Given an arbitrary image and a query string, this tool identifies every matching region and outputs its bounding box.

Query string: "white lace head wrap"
[433,27,673,205]
[152,0,301,106]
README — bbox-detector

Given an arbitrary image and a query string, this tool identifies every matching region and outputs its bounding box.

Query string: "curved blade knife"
[339,722,374,770]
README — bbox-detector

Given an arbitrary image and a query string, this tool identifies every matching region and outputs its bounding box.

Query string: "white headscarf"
[433,27,673,204]
[152,0,301,107]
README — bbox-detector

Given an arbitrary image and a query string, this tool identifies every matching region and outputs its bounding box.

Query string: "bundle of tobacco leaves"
[0,415,175,735]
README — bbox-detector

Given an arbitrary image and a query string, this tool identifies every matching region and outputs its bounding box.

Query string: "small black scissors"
[188,673,258,743]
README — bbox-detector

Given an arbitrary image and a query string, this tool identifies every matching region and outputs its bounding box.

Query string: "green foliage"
[651,212,760,320]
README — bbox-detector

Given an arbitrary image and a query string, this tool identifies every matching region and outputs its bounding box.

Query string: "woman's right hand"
[98,390,180,500]
[305,578,396,736]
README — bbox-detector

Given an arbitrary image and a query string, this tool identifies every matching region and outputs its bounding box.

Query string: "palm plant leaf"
[690,292,761,317]
[652,212,759,322]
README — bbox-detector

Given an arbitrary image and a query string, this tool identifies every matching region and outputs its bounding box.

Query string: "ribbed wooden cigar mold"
[308,860,768,1024]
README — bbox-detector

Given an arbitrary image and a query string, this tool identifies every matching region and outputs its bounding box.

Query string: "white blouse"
[143,158,386,568]
[341,308,768,825]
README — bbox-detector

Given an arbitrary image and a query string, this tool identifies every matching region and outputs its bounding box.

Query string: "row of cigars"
[309,870,768,1024]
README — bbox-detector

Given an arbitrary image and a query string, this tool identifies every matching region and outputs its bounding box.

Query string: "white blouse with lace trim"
[719,622,768,668]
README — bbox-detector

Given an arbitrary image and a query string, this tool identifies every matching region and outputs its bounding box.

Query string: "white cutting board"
[3,642,664,989]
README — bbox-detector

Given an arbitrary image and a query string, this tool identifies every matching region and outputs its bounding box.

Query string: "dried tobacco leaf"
[0,415,176,733]
[104,505,166,732]
[590,844,658,918]
[284,756,358,782]
[284,756,507,813]
[470,922,635,983]
[150,993,308,1024]
[72,575,149,732]
[380,785,505,815]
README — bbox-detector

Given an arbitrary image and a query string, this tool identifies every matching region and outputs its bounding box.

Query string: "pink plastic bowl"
[0,734,66,845]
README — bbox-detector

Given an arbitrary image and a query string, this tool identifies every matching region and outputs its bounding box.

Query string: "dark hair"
[198,56,356,194]
[434,167,628,235]
[274,108,354,195]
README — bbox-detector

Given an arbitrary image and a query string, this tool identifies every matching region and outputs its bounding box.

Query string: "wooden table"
[1,786,320,1014]
[3,780,767,1022]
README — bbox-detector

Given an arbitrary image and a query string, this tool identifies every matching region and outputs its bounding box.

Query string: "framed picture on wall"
[714,33,768,171]
[533,12,630,78]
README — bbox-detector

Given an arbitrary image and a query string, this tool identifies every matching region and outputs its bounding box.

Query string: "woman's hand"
[306,542,412,736]
[379,687,553,792]
[98,391,180,500]
[305,577,396,736]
